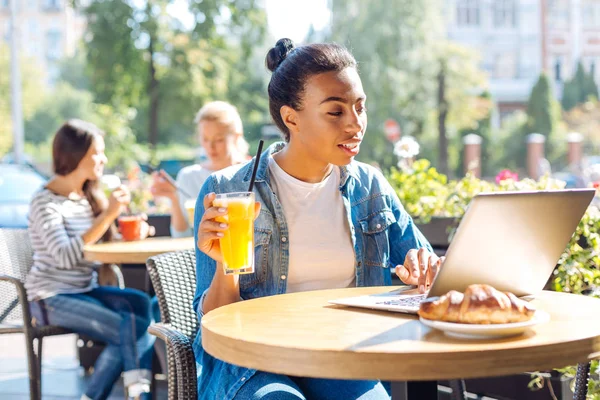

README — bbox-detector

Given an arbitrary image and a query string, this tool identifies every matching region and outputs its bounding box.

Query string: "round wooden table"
[83,237,195,264]
[201,286,600,399]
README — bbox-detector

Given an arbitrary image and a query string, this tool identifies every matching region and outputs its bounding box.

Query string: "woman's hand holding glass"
[197,193,261,265]
[107,185,131,218]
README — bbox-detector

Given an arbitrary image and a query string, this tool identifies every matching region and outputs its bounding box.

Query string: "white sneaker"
[126,379,151,400]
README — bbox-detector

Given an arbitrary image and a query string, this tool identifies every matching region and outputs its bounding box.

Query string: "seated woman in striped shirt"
[26,120,154,400]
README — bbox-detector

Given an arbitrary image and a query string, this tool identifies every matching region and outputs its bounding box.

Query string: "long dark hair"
[265,38,357,141]
[52,119,114,241]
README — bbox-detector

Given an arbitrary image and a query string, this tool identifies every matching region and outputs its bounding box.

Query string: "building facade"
[1,0,86,85]
[446,0,600,117]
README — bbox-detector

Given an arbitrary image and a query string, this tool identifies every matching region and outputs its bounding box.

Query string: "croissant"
[418,284,536,324]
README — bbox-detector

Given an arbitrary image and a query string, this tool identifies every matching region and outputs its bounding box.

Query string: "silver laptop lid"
[428,189,595,298]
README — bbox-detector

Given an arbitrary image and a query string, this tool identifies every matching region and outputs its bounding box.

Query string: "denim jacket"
[192,142,431,399]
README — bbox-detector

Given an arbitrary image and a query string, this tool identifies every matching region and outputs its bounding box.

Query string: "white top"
[26,189,100,301]
[172,164,213,238]
[268,157,356,293]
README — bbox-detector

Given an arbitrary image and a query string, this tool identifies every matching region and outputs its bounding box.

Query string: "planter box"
[416,217,457,249]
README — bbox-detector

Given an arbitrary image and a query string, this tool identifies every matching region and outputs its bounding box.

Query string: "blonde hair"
[194,101,249,161]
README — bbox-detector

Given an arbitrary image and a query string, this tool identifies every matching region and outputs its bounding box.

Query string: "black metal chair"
[0,228,73,400]
[0,228,128,400]
[146,250,198,400]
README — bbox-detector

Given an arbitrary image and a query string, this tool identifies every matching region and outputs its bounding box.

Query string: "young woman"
[150,101,249,238]
[26,120,155,400]
[192,39,444,400]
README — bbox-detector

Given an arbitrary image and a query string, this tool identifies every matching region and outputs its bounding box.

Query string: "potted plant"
[388,160,563,247]
[387,159,600,398]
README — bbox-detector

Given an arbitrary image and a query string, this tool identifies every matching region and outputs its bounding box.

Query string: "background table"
[201,286,600,399]
[82,236,195,373]
[83,236,195,264]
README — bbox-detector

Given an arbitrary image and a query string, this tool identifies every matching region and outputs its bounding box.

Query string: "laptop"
[329,189,595,314]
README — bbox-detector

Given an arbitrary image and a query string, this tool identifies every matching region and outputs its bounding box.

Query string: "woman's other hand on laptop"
[395,249,445,294]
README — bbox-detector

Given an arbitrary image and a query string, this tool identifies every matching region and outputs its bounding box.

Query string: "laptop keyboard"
[376,294,426,307]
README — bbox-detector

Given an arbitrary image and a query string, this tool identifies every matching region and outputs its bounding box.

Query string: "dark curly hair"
[265,38,357,142]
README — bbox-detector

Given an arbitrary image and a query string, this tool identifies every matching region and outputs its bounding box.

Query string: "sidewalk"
[0,333,166,399]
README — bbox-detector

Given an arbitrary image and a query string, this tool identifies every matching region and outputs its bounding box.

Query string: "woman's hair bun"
[265,38,295,72]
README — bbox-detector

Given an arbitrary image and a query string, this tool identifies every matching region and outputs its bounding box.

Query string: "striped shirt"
[25,189,100,301]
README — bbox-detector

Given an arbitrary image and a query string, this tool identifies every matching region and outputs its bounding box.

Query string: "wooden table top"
[83,237,195,264]
[201,286,600,381]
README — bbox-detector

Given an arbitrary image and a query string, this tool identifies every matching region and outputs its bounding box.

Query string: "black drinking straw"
[247,140,264,192]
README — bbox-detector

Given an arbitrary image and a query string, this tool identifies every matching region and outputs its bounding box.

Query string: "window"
[43,0,61,11]
[493,0,517,28]
[583,1,600,28]
[548,0,570,30]
[45,29,62,60]
[0,0,8,9]
[456,0,480,26]
[555,60,562,81]
[494,53,517,79]
[1,21,7,43]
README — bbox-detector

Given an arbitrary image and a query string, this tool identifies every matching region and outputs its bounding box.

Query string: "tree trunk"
[437,61,449,175]
[148,33,159,149]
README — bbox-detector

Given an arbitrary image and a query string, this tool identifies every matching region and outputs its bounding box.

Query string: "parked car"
[0,164,47,228]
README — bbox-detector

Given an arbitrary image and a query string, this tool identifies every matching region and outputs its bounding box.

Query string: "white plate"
[419,310,550,339]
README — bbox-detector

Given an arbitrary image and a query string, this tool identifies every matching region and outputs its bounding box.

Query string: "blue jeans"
[30,286,155,400]
[234,371,391,400]
[151,296,161,323]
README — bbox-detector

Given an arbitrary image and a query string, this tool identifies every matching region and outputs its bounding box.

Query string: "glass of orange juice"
[213,192,255,275]
[184,199,196,226]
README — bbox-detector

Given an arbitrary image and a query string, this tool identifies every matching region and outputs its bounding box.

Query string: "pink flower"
[593,181,600,189]
[495,169,518,184]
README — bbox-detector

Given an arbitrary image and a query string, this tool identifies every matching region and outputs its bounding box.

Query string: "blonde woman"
[151,101,249,238]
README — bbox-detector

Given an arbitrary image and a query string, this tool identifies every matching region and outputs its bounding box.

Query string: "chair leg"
[24,334,40,400]
[449,379,467,400]
[36,337,43,396]
[154,340,168,376]
[573,362,591,400]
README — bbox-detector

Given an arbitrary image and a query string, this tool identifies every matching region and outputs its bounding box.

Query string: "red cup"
[118,215,143,241]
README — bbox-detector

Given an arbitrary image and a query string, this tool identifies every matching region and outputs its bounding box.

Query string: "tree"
[561,77,579,111]
[562,61,599,111]
[57,49,91,91]
[24,83,97,144]
[526,73,560,138]
[456,91,493,177]
[503,73,564,170]
[329,0,443,169]
[329,1,488,173]
[0,45,46,157]
[80,0,268,147]
[434,42,489,175]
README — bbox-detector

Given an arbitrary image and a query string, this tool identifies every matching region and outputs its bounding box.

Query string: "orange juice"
[184,199,196,225]
[213,192,255,274]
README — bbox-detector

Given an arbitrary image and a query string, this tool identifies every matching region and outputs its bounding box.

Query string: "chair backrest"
[146,250,198,339]
[0,228,34,323]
